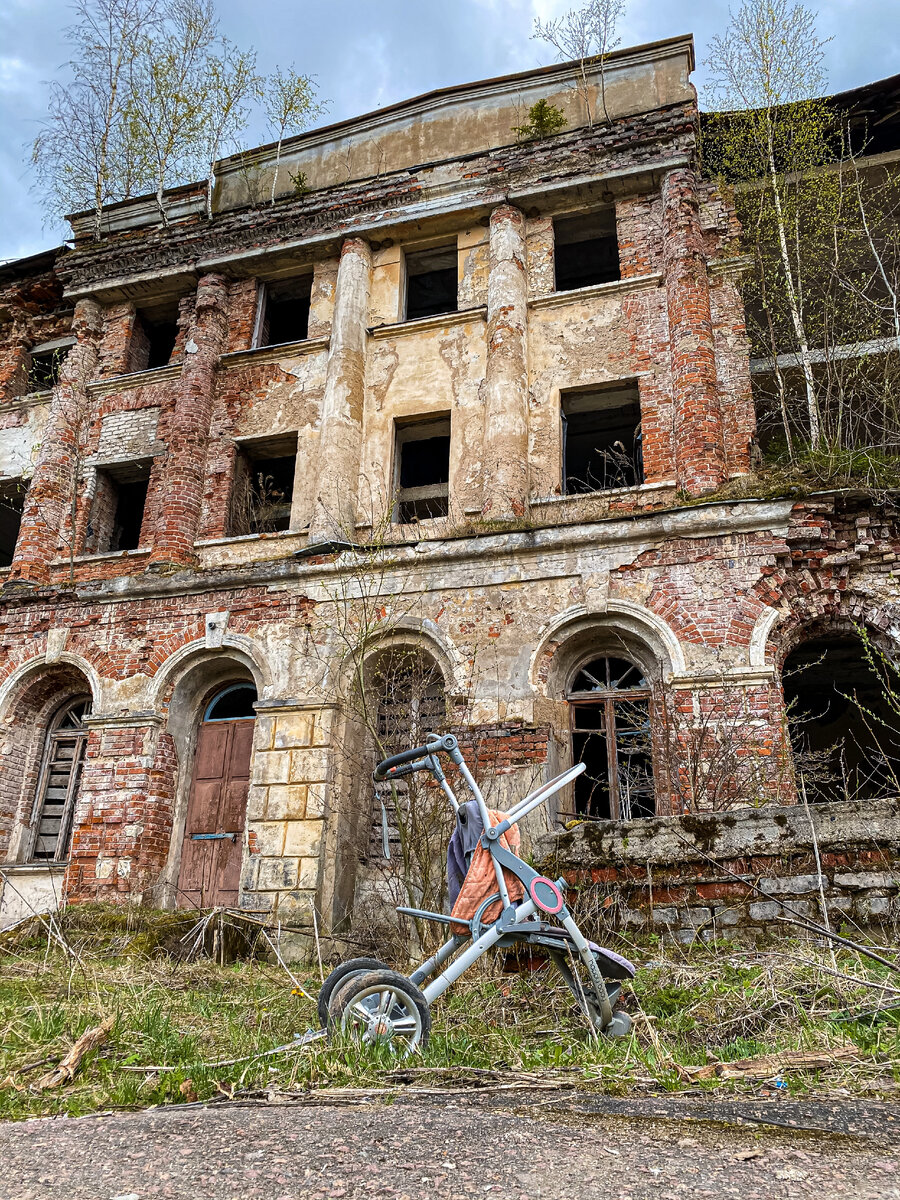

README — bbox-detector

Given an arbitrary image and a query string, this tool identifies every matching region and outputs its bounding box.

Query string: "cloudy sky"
[0,0,896,262]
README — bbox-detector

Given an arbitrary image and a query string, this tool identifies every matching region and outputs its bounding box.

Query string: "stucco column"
[7,298,102,585]
[662,168,726,496]
[482,204,529,519]
[148,273,229,569]
[308,238,372,542]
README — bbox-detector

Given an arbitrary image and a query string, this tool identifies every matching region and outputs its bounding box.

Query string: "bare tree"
[263,65,324,205]
[705,0,832,448]
[533,0,626,127]
[31,0,161,240]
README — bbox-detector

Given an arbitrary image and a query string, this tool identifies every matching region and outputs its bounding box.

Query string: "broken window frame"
[26,337,74,393]
[553,209,621,293]
[403,243,459,322]
[26,697,92,863]
[253,277,312,348]
[566,656,656,822]
[392,414,451,524]
[561,383,644,494]
[229,433,298,536]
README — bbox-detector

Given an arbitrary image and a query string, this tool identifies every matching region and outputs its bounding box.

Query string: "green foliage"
[513,99,568,142]
[1,921,896,1120]
[290,170,310,197]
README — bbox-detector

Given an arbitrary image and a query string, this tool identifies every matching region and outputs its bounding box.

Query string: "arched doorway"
[567,655,655,821]
[176,682,257,908]
[27,696,92,862]
[783,633,900,803]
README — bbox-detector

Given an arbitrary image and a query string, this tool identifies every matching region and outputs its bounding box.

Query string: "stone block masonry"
[537,797,900,941]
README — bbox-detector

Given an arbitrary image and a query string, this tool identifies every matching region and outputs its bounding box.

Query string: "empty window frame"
[230,435,297,535]
[28,697,91,862]
[554,210,620,292]
[27,338,73,392]
[404,245,458,322]
[393,416,451,523]
[88,460,152,553]
[255,278,312,347]
[0,479,25,567]
[562,383,643,493]
[129,302,180,373]
[567,656,655,821]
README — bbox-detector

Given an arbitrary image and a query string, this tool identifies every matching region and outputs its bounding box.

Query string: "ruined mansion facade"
[1,36,898,933]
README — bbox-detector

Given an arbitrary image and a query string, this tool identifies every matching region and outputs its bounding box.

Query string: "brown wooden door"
[177,718,253,908]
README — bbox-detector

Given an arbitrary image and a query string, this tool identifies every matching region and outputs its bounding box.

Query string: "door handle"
[190,832,239,842]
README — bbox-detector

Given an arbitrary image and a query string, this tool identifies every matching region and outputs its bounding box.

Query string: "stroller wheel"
[333,968,431,1056]
[316,957,389,1028]
[605,1012,633,1038]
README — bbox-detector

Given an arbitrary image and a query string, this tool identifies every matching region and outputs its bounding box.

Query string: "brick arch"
[754,583,899,669]
[0,660,96,862]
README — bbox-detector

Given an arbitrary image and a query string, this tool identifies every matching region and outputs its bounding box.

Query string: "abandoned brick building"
[1,35,898,937]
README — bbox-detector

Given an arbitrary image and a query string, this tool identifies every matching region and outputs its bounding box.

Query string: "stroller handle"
[373,734,459,781]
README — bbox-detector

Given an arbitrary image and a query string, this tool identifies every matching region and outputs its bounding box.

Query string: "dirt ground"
[1,1095,898,1200]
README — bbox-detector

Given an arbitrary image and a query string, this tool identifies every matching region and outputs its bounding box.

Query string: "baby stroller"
[318,733,635,1054]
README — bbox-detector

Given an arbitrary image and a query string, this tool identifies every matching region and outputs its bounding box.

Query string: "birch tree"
[263,66,324,205]
[533,0,626,127]
[31,0,160,239]
[705,0,832,448]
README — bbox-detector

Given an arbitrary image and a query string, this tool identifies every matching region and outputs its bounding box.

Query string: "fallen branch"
[685,1044,861,1082]
[33,1017,115,1091]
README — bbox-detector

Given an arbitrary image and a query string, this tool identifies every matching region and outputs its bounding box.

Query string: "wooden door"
[177,718,254,908]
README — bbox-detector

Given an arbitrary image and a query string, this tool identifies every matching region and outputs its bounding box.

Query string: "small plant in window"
[513,99,568,142]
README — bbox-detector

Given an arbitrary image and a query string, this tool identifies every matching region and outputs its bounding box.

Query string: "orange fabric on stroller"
[449,810,524,935]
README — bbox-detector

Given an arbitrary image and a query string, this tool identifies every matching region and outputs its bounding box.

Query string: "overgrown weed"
[1,917,898,1121]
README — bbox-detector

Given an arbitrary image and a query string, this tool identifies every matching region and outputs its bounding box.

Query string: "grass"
[1,909,898,1121]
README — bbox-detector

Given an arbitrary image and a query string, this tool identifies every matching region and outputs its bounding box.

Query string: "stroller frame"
[325,732,633,1044]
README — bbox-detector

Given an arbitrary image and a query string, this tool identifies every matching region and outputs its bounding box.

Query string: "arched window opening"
[29,696,91,862]
[203,683,258,722]
[783,633,900,803]
[367,647,447,862]
[567,655,655,821]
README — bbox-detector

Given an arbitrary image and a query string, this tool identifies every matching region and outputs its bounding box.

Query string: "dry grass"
[0,907,898,1121]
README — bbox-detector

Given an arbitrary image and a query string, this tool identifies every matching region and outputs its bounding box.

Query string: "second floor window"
[87,461,151,553]
[0,478,25,566]
[562,383,643,493]
[255,278,311,347]
[394,415,451,522]
[230,435,297,535]
[554,210,620,291]
[404,245,458,321]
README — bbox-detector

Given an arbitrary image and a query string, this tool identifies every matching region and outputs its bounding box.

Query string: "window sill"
[528,273,663,310]
[3,389,54,410]
[369,306,487,339]
[4,861,69,873]
[52,548,152,566]
[195,528,302,549]
[88,362,183,396]
[532,482,677,507]
[219,336,329,371]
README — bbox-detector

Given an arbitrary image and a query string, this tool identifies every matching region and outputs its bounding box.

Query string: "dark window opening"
[129,300,182,373]
[567,655,655,822]
[88,460,151,553]
[0,480,25,567]
[562,384,643,493]
[29,697,91,862]
[27,342,70,392]
[405,245,458,321]
[230,435,297,535]
[554,211,620,292]
[256,278,311,347]
[394,416,450,523]
[783,633,900,804]
[204,683,258,722]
